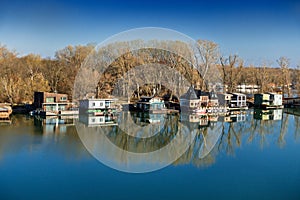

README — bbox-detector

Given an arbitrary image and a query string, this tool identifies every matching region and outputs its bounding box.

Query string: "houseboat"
[33,92,78,116]
[0,104,12,120]
[180,87,201,112]
[135,96,174,114]
[254,93,283,109]
[180,87,230,114]
[227,93,248,110]
[79,98,117,115]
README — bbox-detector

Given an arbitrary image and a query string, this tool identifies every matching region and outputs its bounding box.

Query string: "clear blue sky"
[0,0,299,67]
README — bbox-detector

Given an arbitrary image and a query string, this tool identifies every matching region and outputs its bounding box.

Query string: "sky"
[0,0,300,67]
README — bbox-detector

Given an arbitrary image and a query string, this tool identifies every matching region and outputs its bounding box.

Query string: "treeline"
[0,40,299,104]
[0,44,94,104]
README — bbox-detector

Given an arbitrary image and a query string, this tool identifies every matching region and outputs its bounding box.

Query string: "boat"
[0,105,12,119]
[192,107,207,115]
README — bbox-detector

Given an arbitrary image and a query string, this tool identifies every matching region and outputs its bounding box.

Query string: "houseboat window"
[46,97,55,103]
[92,102,95,106]
[58,105,66,111]
[60,96,67,101]
[92,118,95,122]
[45,105,55,111]
[100,102,104,107]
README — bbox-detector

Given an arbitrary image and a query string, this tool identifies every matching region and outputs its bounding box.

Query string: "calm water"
[1,109,300,199]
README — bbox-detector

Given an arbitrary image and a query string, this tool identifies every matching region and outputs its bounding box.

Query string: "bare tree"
[220,55,244,93]
[194,40,220,91]
[277,57,291,97]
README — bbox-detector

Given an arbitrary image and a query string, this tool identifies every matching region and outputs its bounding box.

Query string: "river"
[0,109,300,199]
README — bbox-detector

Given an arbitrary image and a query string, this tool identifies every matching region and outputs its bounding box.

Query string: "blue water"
[0,111,300,199]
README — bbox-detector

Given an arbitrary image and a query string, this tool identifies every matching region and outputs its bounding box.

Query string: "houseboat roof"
[266,92,281,95]
[231,92,246,96]
[180,86,198,100]
[140,96,158,99]
[255,93,270,96]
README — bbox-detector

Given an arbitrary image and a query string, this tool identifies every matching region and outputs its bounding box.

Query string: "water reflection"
[0,108,300,171]
[0,115,87,163]
[75,108,300,172]
[76,112,196,173]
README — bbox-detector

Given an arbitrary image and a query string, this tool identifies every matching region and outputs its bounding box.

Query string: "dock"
[150,109,179,114]
[283,97,300,108]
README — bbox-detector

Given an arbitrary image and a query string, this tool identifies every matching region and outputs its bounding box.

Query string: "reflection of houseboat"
[34,115,76,134]
[254,109,283,120]
[217,111,246,122]
[33,92,78,116]
[254,93,283,109]
[79,114,117,127]
[130,112,166,125]
[180,113,209,129]
[229,112,246,122]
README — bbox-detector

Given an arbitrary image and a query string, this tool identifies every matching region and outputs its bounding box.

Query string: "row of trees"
[0,44,94,104]
[0,41,299,104]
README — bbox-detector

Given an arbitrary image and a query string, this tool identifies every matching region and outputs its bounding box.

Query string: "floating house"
[208,91,219,107]
[217,93,233,107]
[33,92,77,116]
[136,96,165,113]
[0,105,12,120]
[229,93,247,109]
[79,98,117,115]
[180,87,201,112]
[254,93,283,109]
[195,90,210,107]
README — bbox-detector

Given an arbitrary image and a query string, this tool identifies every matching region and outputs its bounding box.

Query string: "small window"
[46,97,55,103]
[92,102,95,106]
[91,118,95,122]
[100,102,104,107]
[60,96,67,101]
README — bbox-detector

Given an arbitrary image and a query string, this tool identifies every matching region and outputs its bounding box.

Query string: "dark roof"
[194,89,209,98]
[209,91,218,100]
[180,86,220,101]
[180,86,198,100]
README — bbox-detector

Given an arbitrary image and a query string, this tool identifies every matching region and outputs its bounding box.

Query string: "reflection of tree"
[218,123,242,156]
[278,113,289,148]
[294,116,300,141]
